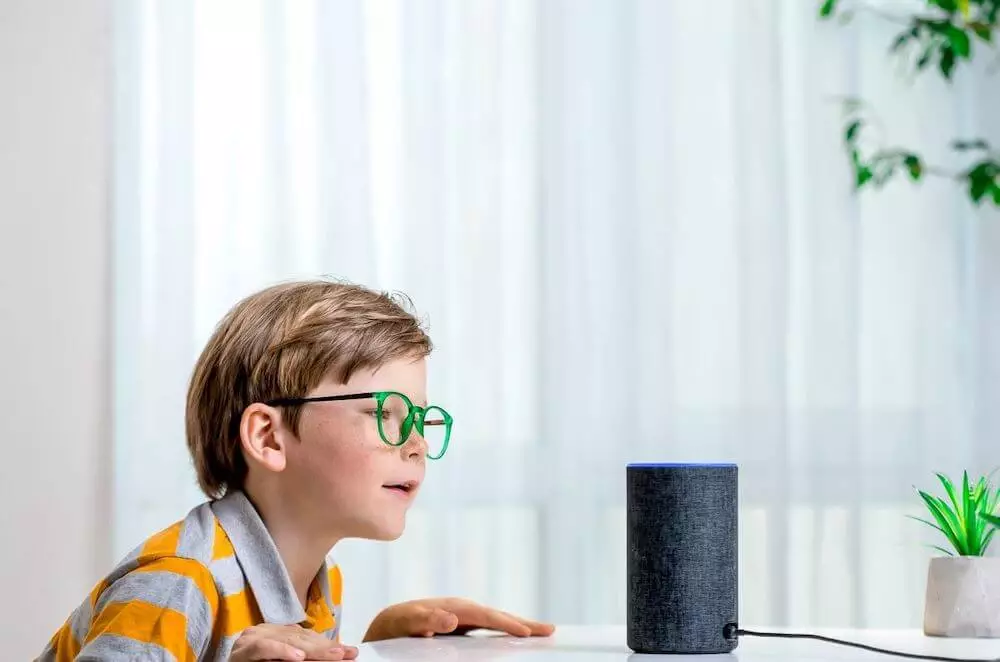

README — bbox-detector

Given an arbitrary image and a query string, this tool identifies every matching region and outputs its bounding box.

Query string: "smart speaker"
[627,463,738,654]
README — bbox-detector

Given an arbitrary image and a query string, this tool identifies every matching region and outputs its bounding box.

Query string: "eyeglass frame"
[264,390,452,460]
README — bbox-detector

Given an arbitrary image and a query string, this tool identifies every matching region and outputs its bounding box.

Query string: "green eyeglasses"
[265,391,452,460]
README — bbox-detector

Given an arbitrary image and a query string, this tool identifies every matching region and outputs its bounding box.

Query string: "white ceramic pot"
[924,556,1000,638]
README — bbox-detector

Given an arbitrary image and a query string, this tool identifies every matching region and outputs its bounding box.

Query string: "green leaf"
[969,161,1000,178]
[952,139,991,151]
[930,0,959,11]
[856,165,874,188]
[850,148,862,168]
[917,45,935,70]
[966,162,1000,205]
[992,184,1000,206]
[940,47,957,78]
[945,24,972,57]
[908,515,947,534]
[989,2,1000,23]
[971,174,992,203]
[904,154,923,180]
[936,472,961,514]
[974,475,988,503]
[969,21,993,42]
[982,525,997,554]
[845,120,862,143]
[989,483,1000,513]
[819,0,837,18]
[963,471,979,555]
[895,25,924,54]
[982,512,1000,528]
[919,490,965,554]
[932,545,956,557]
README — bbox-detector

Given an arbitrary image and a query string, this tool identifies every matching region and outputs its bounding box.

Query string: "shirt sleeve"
[75,556,220,662]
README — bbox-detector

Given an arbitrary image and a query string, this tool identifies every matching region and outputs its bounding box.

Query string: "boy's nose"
[400,428,428,459]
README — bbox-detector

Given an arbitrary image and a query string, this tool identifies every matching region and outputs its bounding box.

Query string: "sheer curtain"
[113,0,1000,643]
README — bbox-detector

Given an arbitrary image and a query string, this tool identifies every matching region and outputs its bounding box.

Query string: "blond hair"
[186,279,432,498]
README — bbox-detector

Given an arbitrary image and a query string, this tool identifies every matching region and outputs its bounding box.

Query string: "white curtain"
[113,0,1000,643]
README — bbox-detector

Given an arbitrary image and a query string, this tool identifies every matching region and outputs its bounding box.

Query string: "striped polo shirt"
[38,490,342,661]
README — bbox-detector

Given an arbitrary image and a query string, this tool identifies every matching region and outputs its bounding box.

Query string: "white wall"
[0,0,111,657]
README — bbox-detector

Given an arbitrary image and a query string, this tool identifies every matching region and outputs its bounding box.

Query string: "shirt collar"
[211,490,332,625]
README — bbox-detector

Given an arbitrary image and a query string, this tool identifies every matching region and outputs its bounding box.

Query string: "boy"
[40,280,554,661]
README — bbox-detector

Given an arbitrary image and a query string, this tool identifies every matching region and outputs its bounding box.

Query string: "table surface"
[357,626,1000,661]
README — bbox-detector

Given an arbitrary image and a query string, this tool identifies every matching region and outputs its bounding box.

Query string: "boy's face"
[281,355,429,541]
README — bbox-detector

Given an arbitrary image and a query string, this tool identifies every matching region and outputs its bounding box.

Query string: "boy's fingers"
[234,626,350,661]
[298,644,355,661]
[296,651,344,661]
[245,638,306,660]
[293,643,346,661]
[505,613,556,636]
[484,611,532,637]
[408,606,458,635]
[274,628,346,660]
[447,603,531,637]
[432,607,460,633]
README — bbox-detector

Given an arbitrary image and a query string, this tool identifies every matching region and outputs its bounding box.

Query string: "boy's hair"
[186,279,432,498]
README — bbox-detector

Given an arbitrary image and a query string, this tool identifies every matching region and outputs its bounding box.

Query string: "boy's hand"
[362,598,555,642]
[230,624,359,661]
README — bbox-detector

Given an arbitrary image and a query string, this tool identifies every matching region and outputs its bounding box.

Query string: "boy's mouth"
[382,480,419,497]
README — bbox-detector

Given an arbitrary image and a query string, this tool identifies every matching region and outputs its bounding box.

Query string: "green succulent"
[912,471,1000,557]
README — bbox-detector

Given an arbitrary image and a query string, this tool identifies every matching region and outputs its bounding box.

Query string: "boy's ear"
[239,403,288,474]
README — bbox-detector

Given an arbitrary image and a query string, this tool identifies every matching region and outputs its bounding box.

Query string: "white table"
[357,626,1000,661]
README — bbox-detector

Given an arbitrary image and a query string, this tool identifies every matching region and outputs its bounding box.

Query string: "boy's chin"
[358,518,406,542]
[370,529,404,542]
[366,527,405,542]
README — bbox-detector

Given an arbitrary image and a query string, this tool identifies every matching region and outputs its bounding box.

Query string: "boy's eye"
[366,408,392,420]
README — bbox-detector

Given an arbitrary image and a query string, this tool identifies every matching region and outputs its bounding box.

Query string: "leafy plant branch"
[820,0,1000,207]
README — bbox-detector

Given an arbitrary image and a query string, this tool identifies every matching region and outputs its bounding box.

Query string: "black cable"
[734,626,1000,662]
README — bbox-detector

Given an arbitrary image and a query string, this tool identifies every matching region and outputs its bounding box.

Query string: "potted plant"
[913,471,1000,637]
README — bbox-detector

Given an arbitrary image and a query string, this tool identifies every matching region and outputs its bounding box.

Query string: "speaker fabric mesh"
[627,464,739,654]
